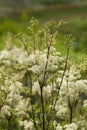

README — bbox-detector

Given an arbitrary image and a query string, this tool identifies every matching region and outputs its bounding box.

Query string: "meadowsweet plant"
[0,18,87,130]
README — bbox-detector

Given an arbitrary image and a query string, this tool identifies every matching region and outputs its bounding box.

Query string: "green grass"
[0,18,29,34]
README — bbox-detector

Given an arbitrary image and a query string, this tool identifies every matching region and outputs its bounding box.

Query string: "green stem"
[28,72,38,130]
[40,86,45,130]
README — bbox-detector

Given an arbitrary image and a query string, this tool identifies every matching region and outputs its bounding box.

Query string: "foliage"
[0,17,87,53]
[0,18,87,130]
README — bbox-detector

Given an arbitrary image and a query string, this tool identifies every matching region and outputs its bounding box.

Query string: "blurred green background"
[0,0,87,57]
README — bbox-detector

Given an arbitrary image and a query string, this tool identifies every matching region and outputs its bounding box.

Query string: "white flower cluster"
[53,121,77,130]
[0,45,63,76]
[58,65,87,103]
[0,46,29,65]
[0,81,29,118]
[19,120,34,130]
[28,48,62,75]
[0,38,87,130]
[64,123,77,130]
[54,64,87,128]
[55,99,69,119]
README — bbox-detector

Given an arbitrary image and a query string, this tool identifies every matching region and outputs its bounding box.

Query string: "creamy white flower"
[19,120,24,126]
[9,81,22,94]
[50,46,56,52]
[1,105,11,117]
[55,98,68,118]
[24,120,34,130]
[29,65,40,73]
[43,85,52,98]
[32,81,40,94]
[83,100,87,108]
[64,123,77,130]
[15,99,28,116]
[77,120,85,130]
[53,120,57,128]
[7,93,22,103]
[0,50,9,60]
[28,53,37,64]
[19,120,34,130]
[56,124,63,130]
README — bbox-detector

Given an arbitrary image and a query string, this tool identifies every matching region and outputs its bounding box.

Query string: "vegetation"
[0,18,87,130]
[0,2,87,53]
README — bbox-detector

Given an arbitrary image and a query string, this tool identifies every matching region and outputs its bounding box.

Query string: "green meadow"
[0,4,87,63]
